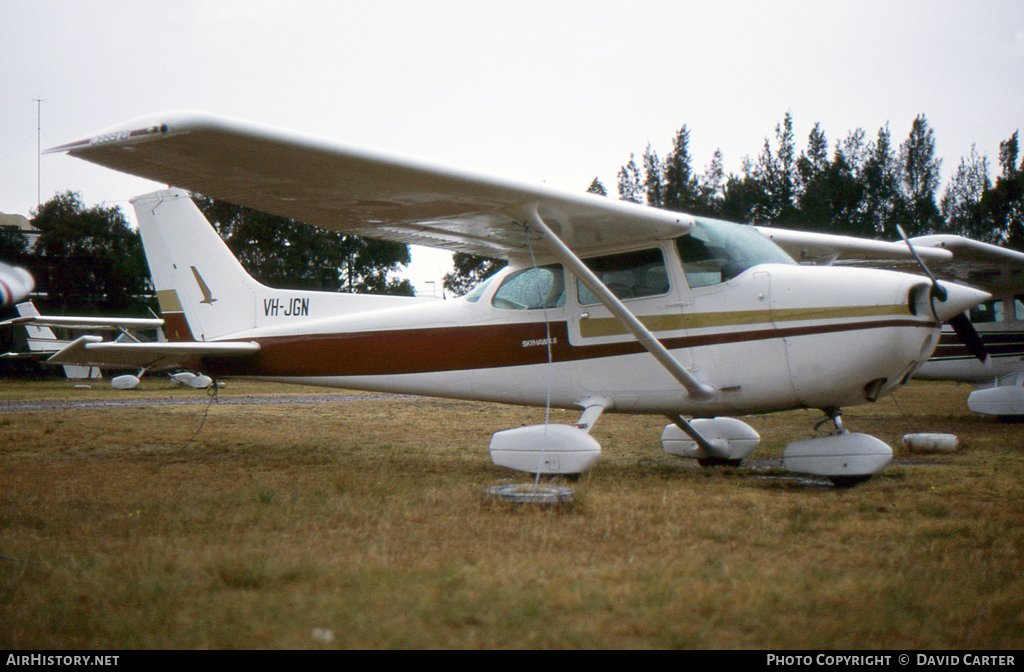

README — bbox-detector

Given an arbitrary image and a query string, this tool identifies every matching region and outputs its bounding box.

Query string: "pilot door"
[568,245,695,404]
[684,268,799,412]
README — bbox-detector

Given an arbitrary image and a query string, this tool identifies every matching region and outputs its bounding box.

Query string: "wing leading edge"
[49,111,694,259]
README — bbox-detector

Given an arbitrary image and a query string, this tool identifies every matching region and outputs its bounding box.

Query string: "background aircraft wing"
[907,235,1024,297]
[753,226,953,264]
[49,111,694,259]
[47,336,259,370]
[756,227,1024,297]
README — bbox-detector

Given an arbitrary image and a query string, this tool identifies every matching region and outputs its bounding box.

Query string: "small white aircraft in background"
[909,236,1024,418]
[2,300,103,381]
[0,301,212,389]
[758,229,1024,418]
[917,294,1024,417]
[44,111,994,486]
[0,261,34,307]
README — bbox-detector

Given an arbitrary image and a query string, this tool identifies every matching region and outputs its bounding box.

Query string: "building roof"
[0,212,34,232]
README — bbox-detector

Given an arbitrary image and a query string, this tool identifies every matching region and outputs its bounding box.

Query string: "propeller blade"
[948,312,989,364]
[897,226,989,364]
[897,224,947,302]
[901,224,946,305]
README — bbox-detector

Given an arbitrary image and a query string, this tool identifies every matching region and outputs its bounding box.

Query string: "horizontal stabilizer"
[0,315,164,330]
[48,335,259,370]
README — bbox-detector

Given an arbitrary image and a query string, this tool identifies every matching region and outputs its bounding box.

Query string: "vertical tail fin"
[15,301,100,379]
[16,301,59,352]
[132,189,262,342]
[131,189,426,342]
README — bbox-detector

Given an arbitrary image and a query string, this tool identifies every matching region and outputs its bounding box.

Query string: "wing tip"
[45,110,226,155]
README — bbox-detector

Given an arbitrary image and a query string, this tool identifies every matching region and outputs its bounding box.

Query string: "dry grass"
[1,379,1022,649]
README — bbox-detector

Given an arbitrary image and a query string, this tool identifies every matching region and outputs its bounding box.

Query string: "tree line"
[445,113,1024,294]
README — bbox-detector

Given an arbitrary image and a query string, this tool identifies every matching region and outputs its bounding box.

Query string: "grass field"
[1,378,1022,649]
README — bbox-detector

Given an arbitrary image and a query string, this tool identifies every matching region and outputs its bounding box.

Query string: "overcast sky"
[2,0,1022,293]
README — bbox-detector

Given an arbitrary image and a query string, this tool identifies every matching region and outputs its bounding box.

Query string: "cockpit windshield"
[676,218,795,288]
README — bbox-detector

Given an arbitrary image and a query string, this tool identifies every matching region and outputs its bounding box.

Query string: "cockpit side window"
[491,265,566,310]
[970,299,1004,324]
[1014,295,1024,322]
[676,218,795,288]
[577,248,669,305]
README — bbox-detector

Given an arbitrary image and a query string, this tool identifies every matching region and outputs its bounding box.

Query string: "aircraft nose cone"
[931,281,990,322]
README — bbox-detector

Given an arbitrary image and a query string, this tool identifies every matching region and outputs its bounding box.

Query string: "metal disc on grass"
[487,483,575,505]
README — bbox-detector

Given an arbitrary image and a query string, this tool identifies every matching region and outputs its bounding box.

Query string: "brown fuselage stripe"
[201,318,930,378]
[931,331,1024,360]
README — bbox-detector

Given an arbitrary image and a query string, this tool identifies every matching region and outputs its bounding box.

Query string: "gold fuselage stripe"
[578,304,910,338]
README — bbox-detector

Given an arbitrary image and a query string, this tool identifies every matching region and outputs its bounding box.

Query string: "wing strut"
[666,413,729,458]
[524,206,716,402]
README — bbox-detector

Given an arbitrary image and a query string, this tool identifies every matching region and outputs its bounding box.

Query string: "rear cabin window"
[491,265,566,310]
[577,248,670,305]
[676,218,795,288]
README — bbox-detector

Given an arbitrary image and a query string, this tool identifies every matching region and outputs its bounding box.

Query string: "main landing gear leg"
[814,407,846,435]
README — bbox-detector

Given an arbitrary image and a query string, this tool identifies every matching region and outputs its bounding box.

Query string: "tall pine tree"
[752,112,799,225]
[662,125,701,213]
[941,145,992,241]
[898,114,943,237]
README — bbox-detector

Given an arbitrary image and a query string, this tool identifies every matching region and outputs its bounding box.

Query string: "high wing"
[757,227,1024,297]
[47,111,694,258]
[47,335,260,370]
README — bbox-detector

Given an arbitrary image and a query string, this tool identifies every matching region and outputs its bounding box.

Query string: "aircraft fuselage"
[204,261,944,417]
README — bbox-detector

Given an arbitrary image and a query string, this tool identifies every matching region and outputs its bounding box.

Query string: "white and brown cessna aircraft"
[45,112,991,486]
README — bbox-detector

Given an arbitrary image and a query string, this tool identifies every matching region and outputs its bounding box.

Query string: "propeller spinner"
[898,225,990,364]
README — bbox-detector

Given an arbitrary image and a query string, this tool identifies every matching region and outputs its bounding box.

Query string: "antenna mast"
[32,98,46,211]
